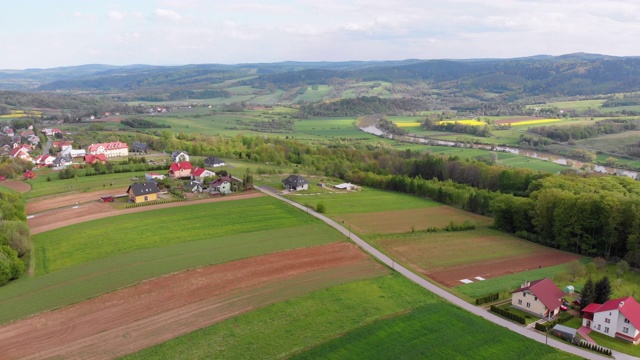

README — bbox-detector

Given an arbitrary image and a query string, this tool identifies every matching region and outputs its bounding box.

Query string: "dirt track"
[0,180,31,193]
[28,192,265,235]
[0,242,385,360]
[26,188,128,214]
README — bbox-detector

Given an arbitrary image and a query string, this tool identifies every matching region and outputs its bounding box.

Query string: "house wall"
[131,192,158,203]
[511,291,548,318]
[216,181,232,194]
[616,312,639,342]
[590,310,619,338]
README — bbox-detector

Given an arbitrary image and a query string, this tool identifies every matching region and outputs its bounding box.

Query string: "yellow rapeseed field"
[0,110,42,118]
[436,119,487,126]
[509,119,562,126]
[396,122,422,127]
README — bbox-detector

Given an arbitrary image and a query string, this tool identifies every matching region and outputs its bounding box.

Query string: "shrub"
[490,305,525,324]
[316,201,326,214]
[475,293,499,305]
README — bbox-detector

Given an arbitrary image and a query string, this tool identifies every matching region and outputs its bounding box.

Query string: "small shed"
[563,285,575,294]
[551,324,577,342]
[100,195,114,203]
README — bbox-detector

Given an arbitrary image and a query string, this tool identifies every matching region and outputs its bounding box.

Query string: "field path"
[257,186,620,360]
[0,242,385,360]
[29,191,264,235]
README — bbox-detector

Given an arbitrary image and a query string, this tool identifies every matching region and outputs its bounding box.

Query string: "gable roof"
[210,176,232,187]
[584,296,640,328]
[85,154,107,163]
[169,161,193,172]
[127,181,160,196]
[171,150,188,161]
[282,174,309,187]
[511,278,564,311]
[204,156,225,166]
[132,141,148,150]
[192,167,213,177]
[88,141,127,152]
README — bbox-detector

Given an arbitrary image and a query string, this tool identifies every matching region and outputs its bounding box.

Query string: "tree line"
[0,190,28,286]
[528,118,640,142]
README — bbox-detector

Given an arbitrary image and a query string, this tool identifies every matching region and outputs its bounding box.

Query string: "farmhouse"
[191,167,215,182]
[127,181,160,203]
[282,174,309,191]
[510,278,564,319]
[9,147,32,162]
[169,161,193,179]
[23,170,36,180]
[209,176,235,195]
[53,141,73,151]
[34,154,56,167]
[52,157,69,168]
[582,296,640,344]
[131,141,149,153]
[87,141,129,158]
[185,180,203,193]
[170,150,189,163]
[204,156,226,167]
[84,154,107,165]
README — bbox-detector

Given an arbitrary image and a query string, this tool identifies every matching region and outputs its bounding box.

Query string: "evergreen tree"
[581,278,596,310]
[595,276,613,304]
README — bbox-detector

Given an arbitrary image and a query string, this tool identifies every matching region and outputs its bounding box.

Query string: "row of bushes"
[475,293,499,305]
[577,340,612,356]
[534,312,574,332]
[124,198,185,208]
[490,305,525,324]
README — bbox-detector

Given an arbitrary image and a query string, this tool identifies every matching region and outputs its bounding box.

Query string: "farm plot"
[0,180,30,193]
[335,205,492,235]
[0,243,386,360]
[372,229,580,288]
[26,187,128,214]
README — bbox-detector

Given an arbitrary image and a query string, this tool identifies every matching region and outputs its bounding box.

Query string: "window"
[144,195,148,201]
[625,318,631,324]
[518,299,522,305]
[534,296,538,301]
[605,327,609,333]
[526,302,531,308]
[597,324,601,330]
[605,318,610,324]
[623,327,630,334]
[523,293,526,297]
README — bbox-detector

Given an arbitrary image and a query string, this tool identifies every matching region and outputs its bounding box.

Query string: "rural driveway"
[257,186,630,360]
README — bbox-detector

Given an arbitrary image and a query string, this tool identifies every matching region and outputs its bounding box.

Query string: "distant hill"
[3,54,640,101]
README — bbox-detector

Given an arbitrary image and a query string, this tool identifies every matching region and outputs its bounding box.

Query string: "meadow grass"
[535,99,606,111]
[26,171,140,198]
[283,186,440,215]
[292,303,575,360]
[123,275,575,360]
[0,223,340,325]
[588,332,640,357]
[453,263,571,299]
[33,196,332,274]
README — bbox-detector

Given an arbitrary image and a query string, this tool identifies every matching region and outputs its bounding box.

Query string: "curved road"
[258,186,632,360]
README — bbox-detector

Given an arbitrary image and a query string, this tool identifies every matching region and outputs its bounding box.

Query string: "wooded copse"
[528,118,640,142]
[0,191,28,286]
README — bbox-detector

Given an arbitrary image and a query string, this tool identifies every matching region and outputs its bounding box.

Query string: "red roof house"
[84,153,108,165]
[169,161,193,179]
[510,278,565,319]
[582,296,640,344]
[9,147,33,162]
[24,170,36,180]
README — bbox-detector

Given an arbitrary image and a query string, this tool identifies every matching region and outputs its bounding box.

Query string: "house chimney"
[620,301,625,307]
[522,280,530,288]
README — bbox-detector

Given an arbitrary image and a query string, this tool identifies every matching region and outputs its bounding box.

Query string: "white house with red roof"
[191,167,215,182]
[511,278,565,318]
[9,147,33,162]
[582,296,640,344]
[169,161,193,179]
[87,141,128,158]
[34,154,56,167]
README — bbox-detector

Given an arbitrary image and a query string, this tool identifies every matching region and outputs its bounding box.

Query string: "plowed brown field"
[0,180,30,193]
[26,188,128,214]
[0,242,387,360]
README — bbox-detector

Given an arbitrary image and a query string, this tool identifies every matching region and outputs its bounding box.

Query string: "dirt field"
[28,191,265,235]
[0,180,31,193]
[26,188,128,214]
[338,206,493,235]
[0,242,386,360]
[427,250,579,287]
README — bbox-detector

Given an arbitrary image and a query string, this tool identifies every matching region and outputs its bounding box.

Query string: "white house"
[171,150,189,163]
[510,278,564,319]
[582,296,640,344]
[191,167,215,182]
[87,141,128,158]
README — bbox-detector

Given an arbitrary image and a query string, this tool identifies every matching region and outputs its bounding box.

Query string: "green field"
[1,197,343,324]
[283,186,440,215]
[123,275,575,360]
[33,196,334,274]
[26,170,142,198]
[589,331,640,358]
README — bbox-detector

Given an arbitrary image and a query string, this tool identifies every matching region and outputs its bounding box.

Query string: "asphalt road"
[257,186,633,360]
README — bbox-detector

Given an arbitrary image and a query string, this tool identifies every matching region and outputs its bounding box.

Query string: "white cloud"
[108,11,125,21]
[155,9,183,22]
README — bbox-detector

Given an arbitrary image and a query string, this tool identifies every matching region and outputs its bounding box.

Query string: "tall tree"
[581,278,596,310]
[595,276,613,305]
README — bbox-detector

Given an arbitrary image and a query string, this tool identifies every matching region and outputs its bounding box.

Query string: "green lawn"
[589,332,640,357]
[283,186,440,215]
[33,196,332,274]
[123,274,575,360]
[26,171,141,198]
[454,263,572,299]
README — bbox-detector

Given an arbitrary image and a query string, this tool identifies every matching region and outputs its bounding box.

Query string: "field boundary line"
[256,186,619,360]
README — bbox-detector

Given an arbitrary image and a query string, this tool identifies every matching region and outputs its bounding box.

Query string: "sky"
[2,0,640,69]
